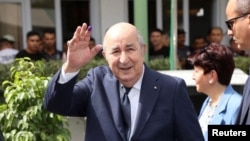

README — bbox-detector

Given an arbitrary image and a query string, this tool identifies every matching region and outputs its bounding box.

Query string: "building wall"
[0,0,230,49]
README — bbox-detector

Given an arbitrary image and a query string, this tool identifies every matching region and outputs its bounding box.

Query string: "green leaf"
[0,58,71,140]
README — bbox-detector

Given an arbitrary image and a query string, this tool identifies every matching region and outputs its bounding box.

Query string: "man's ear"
[142,44,147,55]
[248,15,250,27]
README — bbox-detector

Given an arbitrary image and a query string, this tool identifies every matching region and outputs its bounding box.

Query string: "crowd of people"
[0,29,101,65]
[1,0,250,140]
[1,24,248,67]
[148,26,249,70]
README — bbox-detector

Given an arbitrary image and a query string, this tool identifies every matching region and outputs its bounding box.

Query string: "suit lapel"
[240,81,250,124]
[131,68,160,139]
[104,75,126,140]
[211,92,230,124]
[238,77,250,124]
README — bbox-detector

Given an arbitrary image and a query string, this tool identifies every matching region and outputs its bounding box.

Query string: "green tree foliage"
[148,58,169,70]
[234,56,250,74]
[0,58,70,141]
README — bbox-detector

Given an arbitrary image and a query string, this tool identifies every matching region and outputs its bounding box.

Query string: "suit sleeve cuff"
[58,64,80,84]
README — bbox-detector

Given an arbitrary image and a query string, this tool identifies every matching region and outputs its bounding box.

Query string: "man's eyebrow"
[125,43,134,47]
[108,43,135,50]
[110,46,119,50]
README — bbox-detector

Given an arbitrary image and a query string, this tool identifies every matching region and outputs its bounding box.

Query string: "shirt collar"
[120,65,144,91]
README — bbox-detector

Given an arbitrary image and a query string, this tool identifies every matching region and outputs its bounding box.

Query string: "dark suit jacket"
[237,76,250,124]
[44,65,204,141]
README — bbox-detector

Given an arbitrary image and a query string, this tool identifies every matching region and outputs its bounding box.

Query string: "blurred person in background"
[15,30,45,61]
[41,29,62,60]
[191,35,207,53]
[0,38,18,64]
[2,34,16,49]
[162,32,170,47]
[177,28,191,69]
[149,28,169,60]
[206,27,225,46]
[186,35,207,69]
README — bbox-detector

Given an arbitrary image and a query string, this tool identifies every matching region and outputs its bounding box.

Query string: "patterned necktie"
[121,87,131,141]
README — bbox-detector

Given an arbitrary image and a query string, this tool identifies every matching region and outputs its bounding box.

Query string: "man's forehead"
[29,36,40,40]
[105,32,137,44]
[109,22,135,30]
[106,39,135,46]
[106,23,136,36]
[226,0,237,16]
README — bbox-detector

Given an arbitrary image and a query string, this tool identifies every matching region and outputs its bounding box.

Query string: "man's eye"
[111,50,119,54]
[127,47,135,51]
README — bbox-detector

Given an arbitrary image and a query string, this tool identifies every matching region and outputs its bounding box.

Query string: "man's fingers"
[91,44,103,55]
[79,23,88,36]
[83,25,92,42]
[67,40,71,48]
[68,23,92,49]
[87,26,92,31]
[74,26,82,37]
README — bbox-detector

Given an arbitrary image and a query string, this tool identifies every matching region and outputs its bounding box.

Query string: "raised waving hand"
[64,23,103,73]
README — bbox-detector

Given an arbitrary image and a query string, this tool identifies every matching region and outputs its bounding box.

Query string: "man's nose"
[227,29,233,36]
[119,52,129,63]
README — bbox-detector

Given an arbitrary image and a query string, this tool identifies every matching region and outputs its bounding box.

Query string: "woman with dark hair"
[188,43,242,141]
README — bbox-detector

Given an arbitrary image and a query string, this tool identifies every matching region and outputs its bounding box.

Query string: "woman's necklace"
[206,101,218,124]
[199,99,218,133]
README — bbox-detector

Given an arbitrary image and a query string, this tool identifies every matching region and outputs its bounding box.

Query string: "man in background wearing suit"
[44,22,204,141]
[226,0,250,125]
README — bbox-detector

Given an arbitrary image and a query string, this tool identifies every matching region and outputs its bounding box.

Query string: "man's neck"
[153,44,163,51]
[26,48,38,54]
[44,47,56,55]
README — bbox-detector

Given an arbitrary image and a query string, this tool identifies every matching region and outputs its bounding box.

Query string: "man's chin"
[119,76,134,83]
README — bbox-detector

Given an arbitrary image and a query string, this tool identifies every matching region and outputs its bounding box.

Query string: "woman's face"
[192,66,212,94]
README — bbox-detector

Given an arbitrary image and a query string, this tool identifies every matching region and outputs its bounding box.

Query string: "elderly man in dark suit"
[44,22,204,141]
[226,0,250,125]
